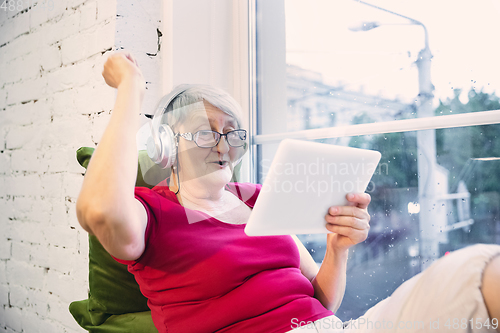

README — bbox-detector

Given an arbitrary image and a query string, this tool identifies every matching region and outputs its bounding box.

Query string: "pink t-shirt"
[115,182,333,333]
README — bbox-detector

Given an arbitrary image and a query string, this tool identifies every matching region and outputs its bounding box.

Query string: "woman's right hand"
[102,52,145,92]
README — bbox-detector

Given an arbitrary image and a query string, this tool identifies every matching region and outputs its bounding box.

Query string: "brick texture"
[0,0,162,331]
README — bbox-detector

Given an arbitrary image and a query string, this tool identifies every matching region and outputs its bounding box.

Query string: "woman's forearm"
[315,193,371,311]
[311,247,349,312]
[77,76,144,233]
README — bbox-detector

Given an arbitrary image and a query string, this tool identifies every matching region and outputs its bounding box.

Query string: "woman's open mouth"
[212,160,229,168]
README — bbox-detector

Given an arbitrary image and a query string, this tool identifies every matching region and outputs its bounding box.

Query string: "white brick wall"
[0,0,162,331]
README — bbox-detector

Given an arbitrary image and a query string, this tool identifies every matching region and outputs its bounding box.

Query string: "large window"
[252,0,500,320]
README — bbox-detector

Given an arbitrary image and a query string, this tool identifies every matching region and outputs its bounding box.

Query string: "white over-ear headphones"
[146,85,190,169]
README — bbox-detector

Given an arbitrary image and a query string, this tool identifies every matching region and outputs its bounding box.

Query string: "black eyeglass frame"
[176,129,247,148]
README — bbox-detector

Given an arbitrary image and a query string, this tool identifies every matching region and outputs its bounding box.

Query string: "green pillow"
[69,299,156,333]
[68,235,157,330]
[70,147,165,332]
[87,234,150,322]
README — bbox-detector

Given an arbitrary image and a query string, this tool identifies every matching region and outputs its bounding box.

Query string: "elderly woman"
[77,52,500,333]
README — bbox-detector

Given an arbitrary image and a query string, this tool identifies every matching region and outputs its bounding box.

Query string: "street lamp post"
[350,1,442,269]
[414,32,441,270]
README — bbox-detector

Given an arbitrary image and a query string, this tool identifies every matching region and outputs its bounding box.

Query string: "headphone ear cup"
[158,124,177,169]
[147,135,161,164]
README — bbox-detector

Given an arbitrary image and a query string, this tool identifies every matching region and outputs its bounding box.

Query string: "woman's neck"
[169,174,249,225]
[170,175,229,210]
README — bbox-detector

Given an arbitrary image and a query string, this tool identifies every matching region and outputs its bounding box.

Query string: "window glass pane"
[254,0,500,323]
[256,0,500,136]
[256,124,500,321]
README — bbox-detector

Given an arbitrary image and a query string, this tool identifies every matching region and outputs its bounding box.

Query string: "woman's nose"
[215,135,230,154]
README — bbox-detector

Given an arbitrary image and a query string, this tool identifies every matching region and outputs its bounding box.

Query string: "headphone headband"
[150,85,190,137]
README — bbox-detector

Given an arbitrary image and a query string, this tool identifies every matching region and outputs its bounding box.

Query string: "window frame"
[161,0,254,182]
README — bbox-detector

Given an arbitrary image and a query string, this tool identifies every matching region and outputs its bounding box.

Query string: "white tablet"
[244,139,381,236]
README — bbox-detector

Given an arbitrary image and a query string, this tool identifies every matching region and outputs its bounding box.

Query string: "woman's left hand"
[325,193,371,253]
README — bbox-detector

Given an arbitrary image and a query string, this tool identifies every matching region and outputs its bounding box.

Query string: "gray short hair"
[161,84,244,131]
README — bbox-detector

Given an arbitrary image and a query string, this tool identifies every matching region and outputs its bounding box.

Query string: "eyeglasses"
[176,129,247,148]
